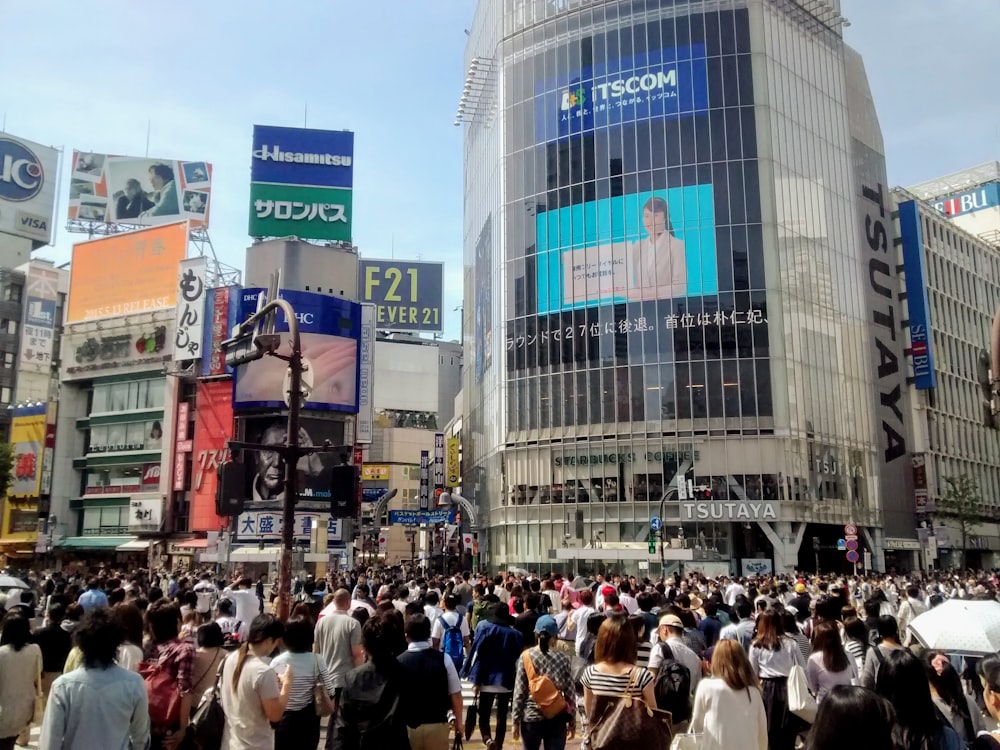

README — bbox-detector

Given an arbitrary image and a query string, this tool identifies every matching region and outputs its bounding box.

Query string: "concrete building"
[460,0,915,574]
[908,162,1000,246]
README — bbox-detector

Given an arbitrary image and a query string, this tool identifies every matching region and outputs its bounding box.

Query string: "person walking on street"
[315,588,365,709]
[689,639,768,750]
[747,610,806,750]
[32,602,72,698]
[512,615,576,750]
[270,616,337,748]
[0,612,43,750]
[463,602,524,749]
[398,613,464,750]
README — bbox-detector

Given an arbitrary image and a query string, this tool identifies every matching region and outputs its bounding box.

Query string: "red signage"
[173,401,191,492]
[142,463,161,487]
[209,287,231,376]
[190,380,233,531]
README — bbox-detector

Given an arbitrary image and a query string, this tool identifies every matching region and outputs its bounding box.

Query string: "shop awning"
[116,539,151,552]
[174,538,209,549]
[55,536,136,550]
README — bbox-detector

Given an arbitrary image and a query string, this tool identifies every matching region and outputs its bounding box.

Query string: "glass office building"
[462,0,913,574]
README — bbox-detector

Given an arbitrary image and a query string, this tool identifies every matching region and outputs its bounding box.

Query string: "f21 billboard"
[361,259,443,333]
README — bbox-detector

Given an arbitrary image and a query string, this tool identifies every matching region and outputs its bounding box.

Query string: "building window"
[0,387,11,404]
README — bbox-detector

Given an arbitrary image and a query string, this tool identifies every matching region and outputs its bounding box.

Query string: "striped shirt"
[636,641,653,668]
[271,651,337,711]
[581,665,653,696]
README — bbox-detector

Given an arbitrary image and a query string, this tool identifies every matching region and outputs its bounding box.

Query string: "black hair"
[875,649,948,750]
[875,614,898,641]
[149,164,174,183]
[0,611,31,650]
[363,613,402,670]
[978,653,1000,696]
[145,600,181,643]
[233,614,284,689]
[405,613,431,642]
[351,608,370,627]
[808,685,895,750]
[283,616,315,653]
[75,608,124,668]
[636,591,654,612]
[735,599,753,620]
[197,622,225,648]
[217,598,234,616]
[46,601,66,623]
[926,655,974,741]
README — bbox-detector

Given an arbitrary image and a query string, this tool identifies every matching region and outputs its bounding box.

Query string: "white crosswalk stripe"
[15,724,39,749]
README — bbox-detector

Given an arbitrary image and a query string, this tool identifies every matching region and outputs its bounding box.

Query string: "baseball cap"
[659,613,684,629]
[535,615,559,637]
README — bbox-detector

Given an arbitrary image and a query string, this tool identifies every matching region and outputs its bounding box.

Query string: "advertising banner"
[0,133,59,246]
[234,288,361,412]
[68,150,212,228]
[191,380,233,531]
[249,125,354,241]
[67,221,188,323]
[174,257,207,361]
[202,285,241,377]
[446,438,460,487]
[19,265,61,373]
[931,182,1000,217]
[536,44,708,144]
[360,260,444,332]
[361,465,389,481]
[433,433,445,488]
[898,200,937,389]
[236,511,341,543]
[39,421,56,496]
[389,509,456,525]
[356,303,375,443]
[173,401,191,492]
[419,450,430,510]
[912,453,933,512]
[474,217,492,381]
[241,416,346,510]
[9,405,46,498]
[63,316,173,379]
[128,497,162,532]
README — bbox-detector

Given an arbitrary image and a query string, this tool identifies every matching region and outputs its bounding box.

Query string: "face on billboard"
[67,221,188,323]
[0,134,59,245]
[67,151,212,228]
[233,288,361,412]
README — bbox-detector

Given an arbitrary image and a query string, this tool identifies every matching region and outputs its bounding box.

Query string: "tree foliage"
[937,475,982,568]
[0,441,14,500]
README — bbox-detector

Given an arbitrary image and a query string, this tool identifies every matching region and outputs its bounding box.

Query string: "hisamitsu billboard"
[360,259,444,332]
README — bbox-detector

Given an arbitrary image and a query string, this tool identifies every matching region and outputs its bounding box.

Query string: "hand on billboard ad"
[306,336,357,406]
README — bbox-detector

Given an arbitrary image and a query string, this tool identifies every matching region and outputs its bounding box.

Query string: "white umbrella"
[908,599,1000,656]
[0,574,29,590]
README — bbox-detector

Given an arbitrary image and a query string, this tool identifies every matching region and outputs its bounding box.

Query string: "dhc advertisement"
[536,184,717,313]
[535,43,709,144]
[898,199,937,389]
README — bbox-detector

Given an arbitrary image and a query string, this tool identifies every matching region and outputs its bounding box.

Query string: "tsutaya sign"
[680,501,777,521]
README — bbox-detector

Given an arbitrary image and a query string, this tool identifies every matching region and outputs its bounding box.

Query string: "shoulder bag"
[190,658,227,750]
[787,664,817,724]
[587,667,673,750]
[314,654,336,717]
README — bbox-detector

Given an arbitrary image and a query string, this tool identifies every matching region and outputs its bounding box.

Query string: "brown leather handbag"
[587,667,674,750]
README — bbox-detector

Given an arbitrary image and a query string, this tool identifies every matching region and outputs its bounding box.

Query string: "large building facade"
[462,0,913,574]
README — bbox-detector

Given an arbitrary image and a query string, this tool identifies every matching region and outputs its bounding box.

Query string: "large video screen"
[536,185,717,313]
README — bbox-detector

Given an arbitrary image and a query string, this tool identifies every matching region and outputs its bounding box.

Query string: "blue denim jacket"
[462,621,524,690]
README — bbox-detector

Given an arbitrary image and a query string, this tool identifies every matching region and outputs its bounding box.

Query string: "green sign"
[248,182,353,241]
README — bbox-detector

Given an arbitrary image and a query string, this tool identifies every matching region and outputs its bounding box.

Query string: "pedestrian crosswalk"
[15,724,38,749]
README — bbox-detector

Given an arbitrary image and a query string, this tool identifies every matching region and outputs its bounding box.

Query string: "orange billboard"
[67,221,188,323]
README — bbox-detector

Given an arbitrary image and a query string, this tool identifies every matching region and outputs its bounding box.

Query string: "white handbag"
[670,733,703,750]
[787,664,817,724]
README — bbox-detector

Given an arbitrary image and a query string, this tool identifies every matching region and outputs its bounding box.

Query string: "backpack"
[470,600,490,631]
[139,656,182,730]
[521,651,567,719]
[652,642,691,723]
[441,613,465,670]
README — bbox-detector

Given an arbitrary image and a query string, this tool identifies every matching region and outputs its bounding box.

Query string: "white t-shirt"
[223,589,260,628]
[220,651,280,750]
[431,610,470,644]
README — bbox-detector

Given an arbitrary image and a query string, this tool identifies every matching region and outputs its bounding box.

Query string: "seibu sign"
[680,501,777,521]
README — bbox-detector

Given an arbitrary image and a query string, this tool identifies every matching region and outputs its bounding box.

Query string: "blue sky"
[1,2,998,342]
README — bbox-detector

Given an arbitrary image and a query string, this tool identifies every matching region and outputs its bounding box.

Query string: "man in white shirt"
[193,573,218,618]
[431,594,471,654]
[572,589,597,657]
[618,581,639,615]
[648,613,702,700]
[724,579,747,607]
[222,578,260,628]
[423,591,443,626]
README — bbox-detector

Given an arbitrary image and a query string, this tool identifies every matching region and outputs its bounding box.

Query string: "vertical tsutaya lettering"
[862,180,906,465]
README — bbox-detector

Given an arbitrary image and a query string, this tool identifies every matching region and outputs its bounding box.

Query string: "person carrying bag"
[588,667,673,750]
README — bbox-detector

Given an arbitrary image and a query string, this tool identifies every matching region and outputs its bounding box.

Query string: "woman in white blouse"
[748,610,807,750]
[689,639,768,750]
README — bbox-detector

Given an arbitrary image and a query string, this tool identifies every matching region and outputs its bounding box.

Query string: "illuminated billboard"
[0,133,59,246]
[9,404,46,498]
[67,222,188,323]
[233,288,361,412]
[360,259,443,332]
[68,151,211,228]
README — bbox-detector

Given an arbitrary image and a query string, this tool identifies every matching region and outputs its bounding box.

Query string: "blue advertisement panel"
[898,200,937,389]
[251,125,354,189]
[388,509,456,525]
[537,185,717,313]
[360,259,444,332]
[233,288,362,412]
[930,181,1000,218]
[535,43,709,144]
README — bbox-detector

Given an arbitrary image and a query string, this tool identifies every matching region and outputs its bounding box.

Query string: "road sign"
[836,539,846,551]
[846,538,859,551]
[650,517,662,531]
[846,549,860,563]
[844,524,858,536]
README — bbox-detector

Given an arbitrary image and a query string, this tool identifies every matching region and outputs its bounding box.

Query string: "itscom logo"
[560,87,587,111]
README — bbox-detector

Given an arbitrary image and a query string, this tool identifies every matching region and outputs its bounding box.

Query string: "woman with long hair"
[689,639,767,750]
[805,621,856,703]
[219,613,292,750]
[111,602,144,672]
[925,651,983,745]
[875,649,961,750]
[808,685,895,750]
[512,615,576,749]
[748,609,806,750]
[191,622,226,702]
[974,653,1000,749]
[841,616,870,674]
[270,616,336,747]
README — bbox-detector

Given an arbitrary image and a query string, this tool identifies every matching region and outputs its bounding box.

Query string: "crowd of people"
[0,566,999,749]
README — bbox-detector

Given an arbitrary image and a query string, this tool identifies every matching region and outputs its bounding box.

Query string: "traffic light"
[329,463,359,518]
[216,460,247,516]
[648,531,657,555]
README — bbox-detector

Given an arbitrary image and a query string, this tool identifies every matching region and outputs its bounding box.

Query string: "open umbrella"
[0,574,29,590]
[907,599,1000,656]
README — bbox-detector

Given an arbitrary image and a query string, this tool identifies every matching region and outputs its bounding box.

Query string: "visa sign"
[0,137,44,201]
[932,182,1000,217]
